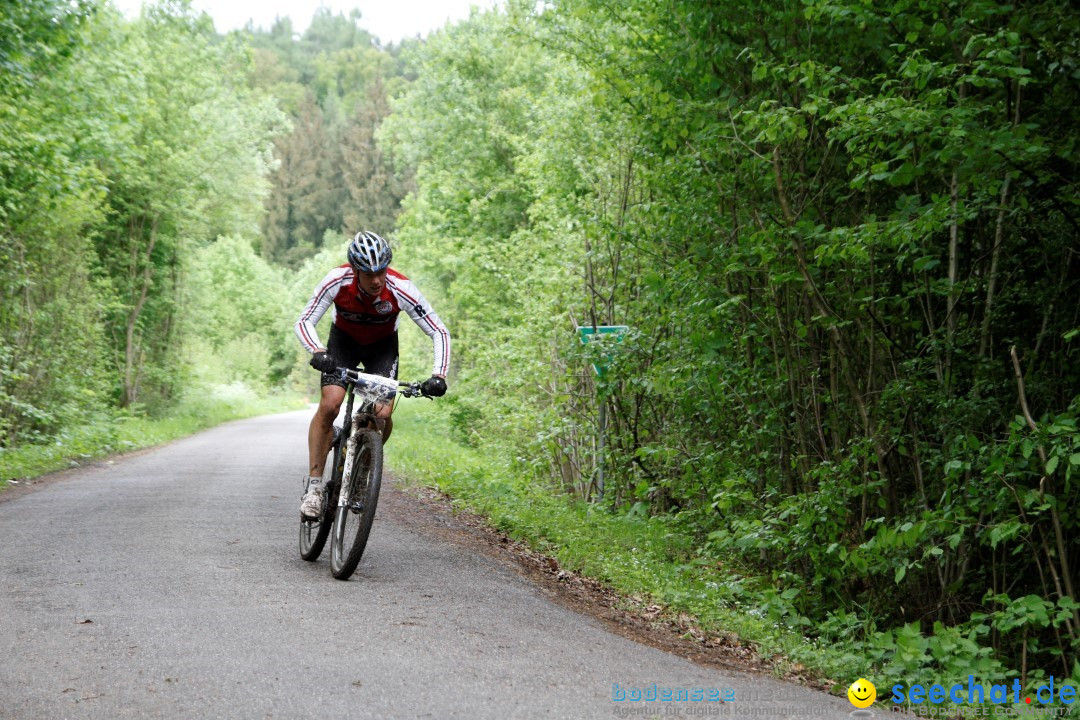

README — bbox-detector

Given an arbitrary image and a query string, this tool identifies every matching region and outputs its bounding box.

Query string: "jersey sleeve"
[389,277,451,377]
[295,267,350,353]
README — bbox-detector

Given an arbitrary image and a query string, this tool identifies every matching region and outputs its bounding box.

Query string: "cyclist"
[295,230,449,519]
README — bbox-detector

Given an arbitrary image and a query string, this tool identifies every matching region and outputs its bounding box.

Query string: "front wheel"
[329,428,383,580]
[300,434,340,561]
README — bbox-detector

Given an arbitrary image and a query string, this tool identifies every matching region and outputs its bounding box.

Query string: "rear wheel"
[329,428,383,580]
[299,433,340,561]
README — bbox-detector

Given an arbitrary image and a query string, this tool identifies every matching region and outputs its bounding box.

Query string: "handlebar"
[334,367,431,400]
[397,381,426,399]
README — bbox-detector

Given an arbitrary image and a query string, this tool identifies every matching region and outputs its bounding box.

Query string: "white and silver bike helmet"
[347,230,392,273]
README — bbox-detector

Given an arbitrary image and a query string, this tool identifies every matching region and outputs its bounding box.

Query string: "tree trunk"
[980,75,1020,359]
[122,218,158,407]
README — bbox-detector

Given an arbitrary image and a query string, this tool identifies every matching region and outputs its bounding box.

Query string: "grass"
[0,383,304,488]
[385,400,865,690]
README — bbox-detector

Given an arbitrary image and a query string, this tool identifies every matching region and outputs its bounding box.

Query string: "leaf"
[914,256,940,272]
[888,162,916,186]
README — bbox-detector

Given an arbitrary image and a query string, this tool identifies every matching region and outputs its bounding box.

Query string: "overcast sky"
[111,0,498,44]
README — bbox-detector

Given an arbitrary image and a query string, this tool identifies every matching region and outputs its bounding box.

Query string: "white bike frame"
[336,371,398,511]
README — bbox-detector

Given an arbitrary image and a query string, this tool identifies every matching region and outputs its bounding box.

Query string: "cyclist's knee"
[317,386,345,419]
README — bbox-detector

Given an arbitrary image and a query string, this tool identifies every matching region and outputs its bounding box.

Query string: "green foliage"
[183,236,296,387]
[0,1,110,445]
[81,5,285,407]
[0,1,295,470]
[380,5,602,459]
[0,0,90,87]
[246,8,411,266]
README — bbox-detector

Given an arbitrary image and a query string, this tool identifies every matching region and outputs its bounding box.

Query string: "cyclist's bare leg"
[308,385,346,478]
[374,402,393,442]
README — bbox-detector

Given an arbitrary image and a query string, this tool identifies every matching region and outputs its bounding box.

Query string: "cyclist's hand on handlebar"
[420,375,447,397]
[309,350,336,373]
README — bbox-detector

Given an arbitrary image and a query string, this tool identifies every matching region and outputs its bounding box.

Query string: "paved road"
[0,411,856,719]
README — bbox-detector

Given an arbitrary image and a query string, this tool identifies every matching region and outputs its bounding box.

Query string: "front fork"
[336,412,378,511]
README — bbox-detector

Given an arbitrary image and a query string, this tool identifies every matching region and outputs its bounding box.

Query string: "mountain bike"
[299,368,428,580]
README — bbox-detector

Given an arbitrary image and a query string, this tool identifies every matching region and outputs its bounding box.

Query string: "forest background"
[1,0,1077,700]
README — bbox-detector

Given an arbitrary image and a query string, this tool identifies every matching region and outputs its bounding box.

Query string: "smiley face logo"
[847,678,876,708]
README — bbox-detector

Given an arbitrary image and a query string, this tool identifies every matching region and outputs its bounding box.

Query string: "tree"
[246,7,409,264]
[382,0,1080,677]
[0,0,102,445]
[81,3,284,406]
[342,78,412,233]
[261,93,343,266]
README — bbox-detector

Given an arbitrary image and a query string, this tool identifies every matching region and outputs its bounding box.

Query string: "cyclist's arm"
[389,278,450,377]
[295,267,350,354]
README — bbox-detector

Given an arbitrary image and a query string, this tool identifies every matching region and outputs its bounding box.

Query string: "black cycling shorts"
[320,325,399,389]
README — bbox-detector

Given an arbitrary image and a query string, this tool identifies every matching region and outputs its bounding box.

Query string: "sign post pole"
[597,397,606,502]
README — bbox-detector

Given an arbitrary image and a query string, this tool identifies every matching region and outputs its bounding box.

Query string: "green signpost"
[577,325,628,502]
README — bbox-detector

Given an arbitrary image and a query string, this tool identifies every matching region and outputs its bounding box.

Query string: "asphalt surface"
[0,410,858,719]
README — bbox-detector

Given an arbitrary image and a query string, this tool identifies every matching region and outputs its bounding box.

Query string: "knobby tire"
[329,428,383,580]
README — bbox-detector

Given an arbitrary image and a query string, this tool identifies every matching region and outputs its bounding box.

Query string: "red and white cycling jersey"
[295,265,450,377]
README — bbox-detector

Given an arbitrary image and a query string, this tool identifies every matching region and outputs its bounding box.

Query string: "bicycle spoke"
[329,428,383,580]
